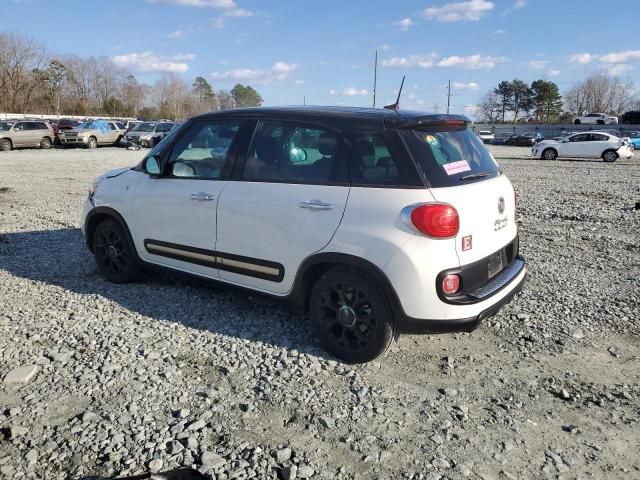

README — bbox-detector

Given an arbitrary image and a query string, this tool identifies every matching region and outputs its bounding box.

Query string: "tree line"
[0,32,263,120]
[479,73,639,124]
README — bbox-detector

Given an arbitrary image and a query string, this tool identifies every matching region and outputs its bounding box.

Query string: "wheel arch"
[85,206,137,255]
[288,252,405,323]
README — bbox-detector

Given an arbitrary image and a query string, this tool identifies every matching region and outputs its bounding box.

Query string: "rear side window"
[400,127,500,187]
[590,133,608,141]
[345,132,422,187]
[242,121,348,185]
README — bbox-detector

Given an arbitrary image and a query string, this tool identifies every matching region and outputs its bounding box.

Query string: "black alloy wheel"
[92,220,142,283]
[310,267,394,363]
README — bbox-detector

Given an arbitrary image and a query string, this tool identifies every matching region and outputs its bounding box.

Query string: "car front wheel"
[542,148,558,160]
[0,138,12,151]
[309,267,395,363]
[87,137,98,149]
[40,137,52,149]
[92,219,142,283]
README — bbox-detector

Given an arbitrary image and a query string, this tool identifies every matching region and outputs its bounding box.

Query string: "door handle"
[298,199,334,210]
[190,192,216,201]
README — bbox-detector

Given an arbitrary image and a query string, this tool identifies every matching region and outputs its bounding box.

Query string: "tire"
[596,120,604,125]
[92,219,143,283]
[0,138,12,152]
[40,137,52,149]
[87,136,98,149]
[602,150,618,163]
[622,120,631,125]
[574,119,581,124]
[542,148,558,160]
[309,267,395,363]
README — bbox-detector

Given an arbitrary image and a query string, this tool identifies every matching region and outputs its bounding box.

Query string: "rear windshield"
[399,127,500,187]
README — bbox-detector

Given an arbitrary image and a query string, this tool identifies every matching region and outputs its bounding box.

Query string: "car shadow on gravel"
[0,227,333,360]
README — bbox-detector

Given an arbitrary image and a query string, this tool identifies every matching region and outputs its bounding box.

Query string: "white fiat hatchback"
[82,107,526,363]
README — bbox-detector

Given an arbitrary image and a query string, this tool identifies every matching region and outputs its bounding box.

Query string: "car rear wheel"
[92,219,142,283]
[87,136,97,149]
[597,120,604,125]
[602,150,618,163]
[574,119,581,124]
[309,267,395,363]
[0,138,12,151]
[542,148,558,160]
[40,137,52,149]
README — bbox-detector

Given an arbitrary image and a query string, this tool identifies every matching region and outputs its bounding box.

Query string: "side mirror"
[144,156,161,176]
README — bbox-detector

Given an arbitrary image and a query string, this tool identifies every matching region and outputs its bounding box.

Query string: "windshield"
[400,126,500,187]
[0,121,14,131]
[132,122,156,132]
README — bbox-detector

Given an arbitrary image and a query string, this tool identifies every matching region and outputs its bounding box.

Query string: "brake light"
[442,274,461,294]
[410,204,459,238]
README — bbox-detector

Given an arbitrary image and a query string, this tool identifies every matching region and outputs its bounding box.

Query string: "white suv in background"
[572,113,618,125]
[532,131,633,162]
[82,107,527,363]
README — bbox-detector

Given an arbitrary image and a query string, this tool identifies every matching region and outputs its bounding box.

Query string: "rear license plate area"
[487,250,507,279]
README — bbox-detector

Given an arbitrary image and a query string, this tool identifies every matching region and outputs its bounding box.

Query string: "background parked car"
[619,111,640,124]
[531,131,632,162]
[477,130,495,143]
[122,121,176,148]
[491,132,512,145]
[572,113,618,125]
[0,120,54,151]
[59,120,124,148]
[506,131,542,146]
[625,131,640,150]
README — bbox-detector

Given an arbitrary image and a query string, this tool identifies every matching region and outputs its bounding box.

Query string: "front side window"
[166,120,240,179]
[569,134,589,142]
[14,122,26,131]
[242,121,346,185]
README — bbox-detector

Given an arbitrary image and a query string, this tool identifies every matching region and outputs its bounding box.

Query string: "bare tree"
[564,71,635,116]
[478,90,500,123]
[0,32,48,112]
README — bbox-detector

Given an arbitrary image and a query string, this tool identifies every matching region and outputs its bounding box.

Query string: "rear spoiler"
[386,114,472,130]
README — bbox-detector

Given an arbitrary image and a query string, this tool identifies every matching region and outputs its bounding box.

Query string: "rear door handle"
[190,192,216,201]
[298,199,334,210]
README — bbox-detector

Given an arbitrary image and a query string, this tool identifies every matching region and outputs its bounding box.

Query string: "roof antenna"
[384,76,405,111]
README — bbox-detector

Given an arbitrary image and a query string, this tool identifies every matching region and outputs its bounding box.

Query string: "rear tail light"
[409,203,459,238]
[442,274,461,294]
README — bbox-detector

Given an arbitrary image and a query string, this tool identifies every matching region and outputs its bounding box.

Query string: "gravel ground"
[0,145,639,480]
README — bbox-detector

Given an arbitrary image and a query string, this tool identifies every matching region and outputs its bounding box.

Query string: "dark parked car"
[506,131,542,146]
[620,111,640,124]
[491,132,513,145]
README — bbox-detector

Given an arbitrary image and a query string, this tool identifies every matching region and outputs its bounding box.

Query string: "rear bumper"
[397,264,527,334]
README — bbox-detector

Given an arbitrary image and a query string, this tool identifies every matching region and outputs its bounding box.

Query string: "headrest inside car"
[318,133,337,156]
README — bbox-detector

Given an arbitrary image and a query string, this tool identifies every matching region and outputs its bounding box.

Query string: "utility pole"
[446,80,452,114]
[372,50,378,108]
[433,103,440,113]
[303,96,306,106]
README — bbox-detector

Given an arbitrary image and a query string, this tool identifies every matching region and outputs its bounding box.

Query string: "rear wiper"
[459,171,491,181]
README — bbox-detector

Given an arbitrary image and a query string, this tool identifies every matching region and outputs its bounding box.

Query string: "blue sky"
[3,0,639,116]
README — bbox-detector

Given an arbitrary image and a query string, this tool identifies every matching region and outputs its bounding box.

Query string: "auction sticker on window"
[443,160,471,175]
